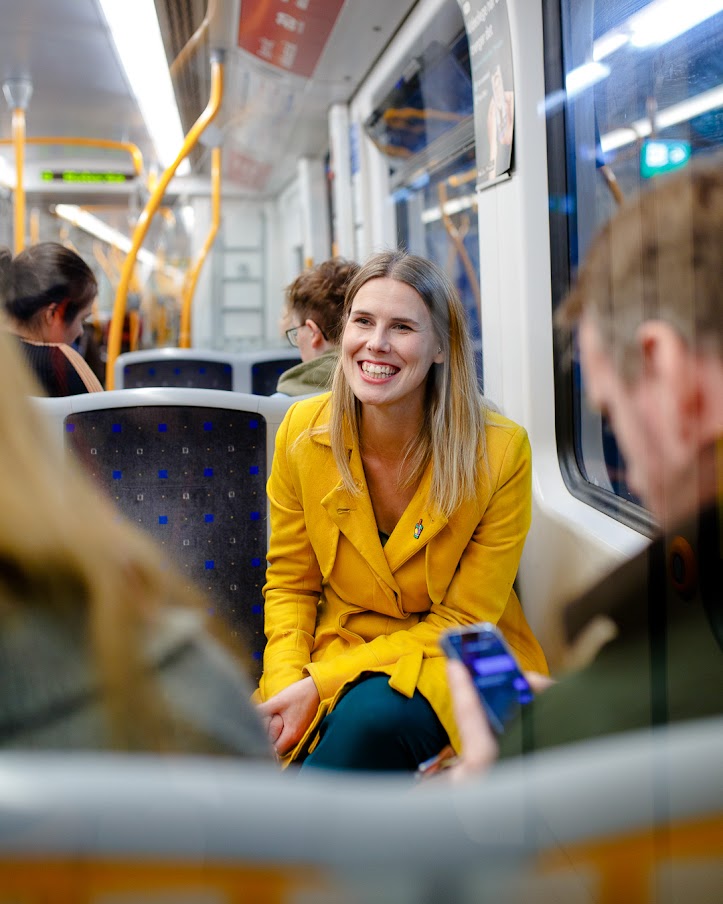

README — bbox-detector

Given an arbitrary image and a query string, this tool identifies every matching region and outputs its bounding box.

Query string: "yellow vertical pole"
[29,208,40,244]
[12,107,26,253]
[179,144,221,348]
[105,54,224,389]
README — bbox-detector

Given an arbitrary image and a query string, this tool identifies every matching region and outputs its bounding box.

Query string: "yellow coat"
[258,393,547,760]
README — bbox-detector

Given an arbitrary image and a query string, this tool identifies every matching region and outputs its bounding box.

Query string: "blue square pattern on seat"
[122,359,234,390]
[64,405,267,679]
[251,358,300,395]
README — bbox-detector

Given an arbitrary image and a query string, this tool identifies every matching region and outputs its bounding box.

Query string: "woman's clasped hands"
[257,676,320,756]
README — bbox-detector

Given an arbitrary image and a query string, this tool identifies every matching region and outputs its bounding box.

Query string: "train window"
[393,148,481,352]
[365,35,474,159]
[545,0,723,530]
[365,29,483,387]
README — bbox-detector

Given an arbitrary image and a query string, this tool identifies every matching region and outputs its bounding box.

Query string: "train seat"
[0,716,720,902]
[34,388,297,680]
[115,348,301,395]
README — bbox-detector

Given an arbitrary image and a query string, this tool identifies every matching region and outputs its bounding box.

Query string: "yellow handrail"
[437,180,482,325]
[29,208,40,244]
[0,136,144,178]
[170,0,217,77]
[93,241,117,287]
[179,145,221,348]
[12,107,26,253]
[104,55,224,389]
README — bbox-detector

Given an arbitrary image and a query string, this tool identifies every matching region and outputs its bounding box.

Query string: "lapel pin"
[414,519,424,539]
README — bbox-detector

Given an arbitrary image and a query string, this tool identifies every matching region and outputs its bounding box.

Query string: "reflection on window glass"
[365,34,474,160]
[365,27,483,387]
[556,0,722,509]
[395,150,482,352]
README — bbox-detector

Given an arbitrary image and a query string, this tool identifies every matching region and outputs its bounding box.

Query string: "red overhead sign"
[237,0,345,79]
[226,150,273,191]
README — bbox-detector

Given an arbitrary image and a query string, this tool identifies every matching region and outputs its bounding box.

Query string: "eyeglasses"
[285,325,302,348]
[285,322,327,348]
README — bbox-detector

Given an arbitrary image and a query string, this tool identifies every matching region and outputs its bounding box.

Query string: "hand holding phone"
[440,623,533,734]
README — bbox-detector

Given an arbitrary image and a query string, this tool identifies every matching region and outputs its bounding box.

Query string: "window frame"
[542,0,656,539]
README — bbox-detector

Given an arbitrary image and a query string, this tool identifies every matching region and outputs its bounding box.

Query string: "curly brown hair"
[286,258,359,343]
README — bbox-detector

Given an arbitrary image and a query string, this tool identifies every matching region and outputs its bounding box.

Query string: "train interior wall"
[0,0,661,672]
[178,0,651,670]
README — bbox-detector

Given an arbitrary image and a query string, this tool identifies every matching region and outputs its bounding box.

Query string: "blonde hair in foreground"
[328,250,487,518]
[0,332,210,750]
[557,152,723,381]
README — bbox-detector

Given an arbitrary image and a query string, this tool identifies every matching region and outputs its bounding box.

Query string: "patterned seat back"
[115,349,301,395]
[36,389,296,680]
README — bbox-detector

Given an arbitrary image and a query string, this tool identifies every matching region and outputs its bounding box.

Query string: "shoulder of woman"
[283,391,332,435]
[56,344,103,392]
[146,608,272,758]
[483,406,527,436]
[482,408,530,459]
[143,607,258,704]
[142,607,205,663]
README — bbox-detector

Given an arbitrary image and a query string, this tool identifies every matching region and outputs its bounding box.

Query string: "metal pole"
[104,54,224,388]
[3,79,33,254]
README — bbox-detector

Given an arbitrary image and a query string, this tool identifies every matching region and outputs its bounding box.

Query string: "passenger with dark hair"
[1,242,103,396]
[0,329,271,758]
[447,155,723,778]
[276,257,359,396]
[257,250,548,772]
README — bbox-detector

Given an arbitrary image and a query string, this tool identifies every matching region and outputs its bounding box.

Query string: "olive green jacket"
[275,350,337,396]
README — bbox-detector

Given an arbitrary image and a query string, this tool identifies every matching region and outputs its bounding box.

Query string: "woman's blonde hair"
[328,250,487,517]
[0,331,223,750]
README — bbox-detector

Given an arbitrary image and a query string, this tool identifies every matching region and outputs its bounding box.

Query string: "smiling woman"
[255,250,548,773]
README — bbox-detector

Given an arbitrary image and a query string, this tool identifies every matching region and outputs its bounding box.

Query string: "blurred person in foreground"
[276,258,359,396]
[447,154,723,777]
[1,242,103,396]
[0,329,271,758]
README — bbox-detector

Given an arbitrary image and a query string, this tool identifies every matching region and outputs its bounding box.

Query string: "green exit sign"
[41,170,130,183]
[640,140,691,179]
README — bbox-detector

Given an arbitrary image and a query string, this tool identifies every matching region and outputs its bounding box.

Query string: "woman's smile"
[359,361,400,380]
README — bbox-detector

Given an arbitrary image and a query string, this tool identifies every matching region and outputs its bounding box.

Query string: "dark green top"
[498,499,723,759]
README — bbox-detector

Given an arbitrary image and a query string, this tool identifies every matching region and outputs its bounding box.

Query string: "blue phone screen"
[446,629,532,732]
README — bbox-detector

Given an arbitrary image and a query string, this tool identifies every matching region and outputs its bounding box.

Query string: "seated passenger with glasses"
[1,242,103,397]
[257,250,548,772]
[277,258,360,396]
[447,154,723,779]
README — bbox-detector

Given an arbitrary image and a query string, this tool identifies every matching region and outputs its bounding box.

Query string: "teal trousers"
[300,675,449,773]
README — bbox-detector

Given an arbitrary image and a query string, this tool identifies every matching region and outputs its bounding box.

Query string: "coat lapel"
[320,439,400,594]
[384,462,449,572]
[314,423,449,596]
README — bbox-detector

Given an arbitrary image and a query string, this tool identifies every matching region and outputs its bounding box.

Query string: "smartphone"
[441,623,533,734]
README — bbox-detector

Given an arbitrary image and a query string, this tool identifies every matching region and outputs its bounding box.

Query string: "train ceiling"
[0,0,417,204]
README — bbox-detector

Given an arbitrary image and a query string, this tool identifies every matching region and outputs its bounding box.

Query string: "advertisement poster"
[457,0,515,187]
[237,0,345,79]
